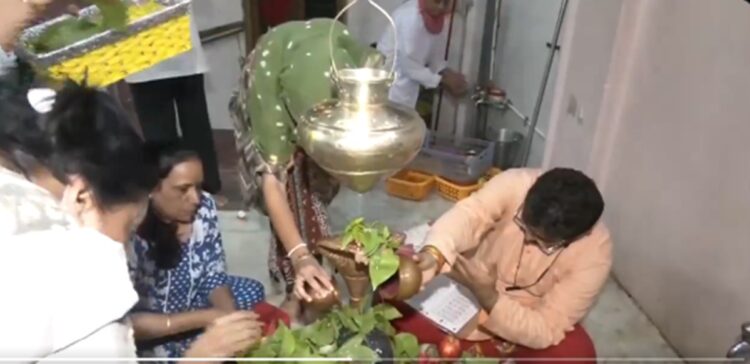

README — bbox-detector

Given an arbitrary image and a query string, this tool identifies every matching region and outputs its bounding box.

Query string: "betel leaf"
[393,333,420,359]
[358,311,377,335]
[307,320,337,347]
[88,0,129,30]
[373,303,402,321]
[335,335,378,361]
[278,324,296,357]
[369,247,400,289]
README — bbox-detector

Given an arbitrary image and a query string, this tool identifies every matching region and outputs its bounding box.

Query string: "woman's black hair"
[44,82,158,209]
[138,141,200,269]
[522,168,605,243]
[0,78,54,179]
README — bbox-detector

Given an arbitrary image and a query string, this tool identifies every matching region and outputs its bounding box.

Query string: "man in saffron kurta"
[392,168,612,361]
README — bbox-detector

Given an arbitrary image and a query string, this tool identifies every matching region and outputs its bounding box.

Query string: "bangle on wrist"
[165,315,172,332]
[292,252,314,266]
[287,242,308,258]
[422,245,446,274]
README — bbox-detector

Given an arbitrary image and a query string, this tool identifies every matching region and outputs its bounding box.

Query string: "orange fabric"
[424,168,613,349]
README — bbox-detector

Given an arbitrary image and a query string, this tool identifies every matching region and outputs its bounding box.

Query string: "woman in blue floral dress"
[128,143,266,359]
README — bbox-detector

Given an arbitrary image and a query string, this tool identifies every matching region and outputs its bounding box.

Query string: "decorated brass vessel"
[297,0,426,193]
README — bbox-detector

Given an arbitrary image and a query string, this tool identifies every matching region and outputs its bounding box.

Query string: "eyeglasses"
[513,205,568,255]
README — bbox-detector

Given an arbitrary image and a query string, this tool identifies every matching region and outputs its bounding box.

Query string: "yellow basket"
[478,167,502,188]
[435,176,481,202]
[18,0,191,87]
[386,170,435,201]
[437,168,503,202]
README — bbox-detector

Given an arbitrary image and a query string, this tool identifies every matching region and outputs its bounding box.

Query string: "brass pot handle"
[328,0,398,80]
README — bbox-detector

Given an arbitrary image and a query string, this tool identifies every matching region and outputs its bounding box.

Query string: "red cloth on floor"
[389,301,596,363]
[252,302,290,336]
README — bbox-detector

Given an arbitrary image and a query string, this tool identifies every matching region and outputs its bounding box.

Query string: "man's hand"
[448,255,499,311]
[440,69,468,97]
[184,311,263,359]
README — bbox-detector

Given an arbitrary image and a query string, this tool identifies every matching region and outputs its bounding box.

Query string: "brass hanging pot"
[297,0,426,193]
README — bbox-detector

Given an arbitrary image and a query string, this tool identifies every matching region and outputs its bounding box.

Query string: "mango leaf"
[393,333,420,359]
[87,0,128,30]
[369,248,400,289]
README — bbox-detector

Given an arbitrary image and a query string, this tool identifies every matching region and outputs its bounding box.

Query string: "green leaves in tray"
[30,0,129,54]
[245,304,420,362]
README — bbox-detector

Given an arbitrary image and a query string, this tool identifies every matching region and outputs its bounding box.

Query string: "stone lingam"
[305,219,423,311]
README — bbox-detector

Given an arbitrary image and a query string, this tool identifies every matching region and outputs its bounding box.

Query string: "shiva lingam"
[307,230,422,311]
[297,0,427,193]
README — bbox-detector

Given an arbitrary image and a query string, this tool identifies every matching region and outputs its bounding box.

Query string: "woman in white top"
[0,82,261,362]
[377,0,468,109]
[126,3,225,205]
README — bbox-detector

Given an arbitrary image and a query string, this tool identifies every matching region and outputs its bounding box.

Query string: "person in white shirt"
[126,4,225,205]
[0,81,262,363]
[377,0,468,109]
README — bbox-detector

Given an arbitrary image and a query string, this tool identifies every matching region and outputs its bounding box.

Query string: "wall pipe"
[519,0,569,166]
[432,0,459,134]
[473,0,502,137]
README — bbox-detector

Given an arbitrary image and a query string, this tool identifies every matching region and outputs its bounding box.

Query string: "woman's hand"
[291,253,334,302]
[183,311,263,359]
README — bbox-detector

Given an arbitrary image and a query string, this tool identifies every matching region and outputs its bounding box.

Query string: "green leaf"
[341,345,379,362]
[381,225,391,239]
[337,334,365,353]
[358,311,377,335]
[88,0,128,30]
[393,333,420,359]
[369,248,400,289]
[307,320,337,347]
[361,230,381,255]
[336,335,378,361]
[278,324,296,357]
[376,320,397,337]
[373,304,402,321]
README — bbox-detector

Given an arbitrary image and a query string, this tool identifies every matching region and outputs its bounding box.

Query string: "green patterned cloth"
[242,19,380,169]
[230,19,382,212]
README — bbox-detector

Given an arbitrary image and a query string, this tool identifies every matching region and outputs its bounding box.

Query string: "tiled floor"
[219,185,681,360]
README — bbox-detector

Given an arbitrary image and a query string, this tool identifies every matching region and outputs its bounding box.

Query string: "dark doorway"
[305,0,338,19]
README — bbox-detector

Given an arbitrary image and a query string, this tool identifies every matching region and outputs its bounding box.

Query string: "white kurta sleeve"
[392,15,443,89]
[427,29,448,74]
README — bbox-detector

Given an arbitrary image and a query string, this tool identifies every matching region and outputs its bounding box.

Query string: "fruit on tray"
[439,335,463,359]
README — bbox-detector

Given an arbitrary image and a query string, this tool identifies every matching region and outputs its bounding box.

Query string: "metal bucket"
[493,128,524,170]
